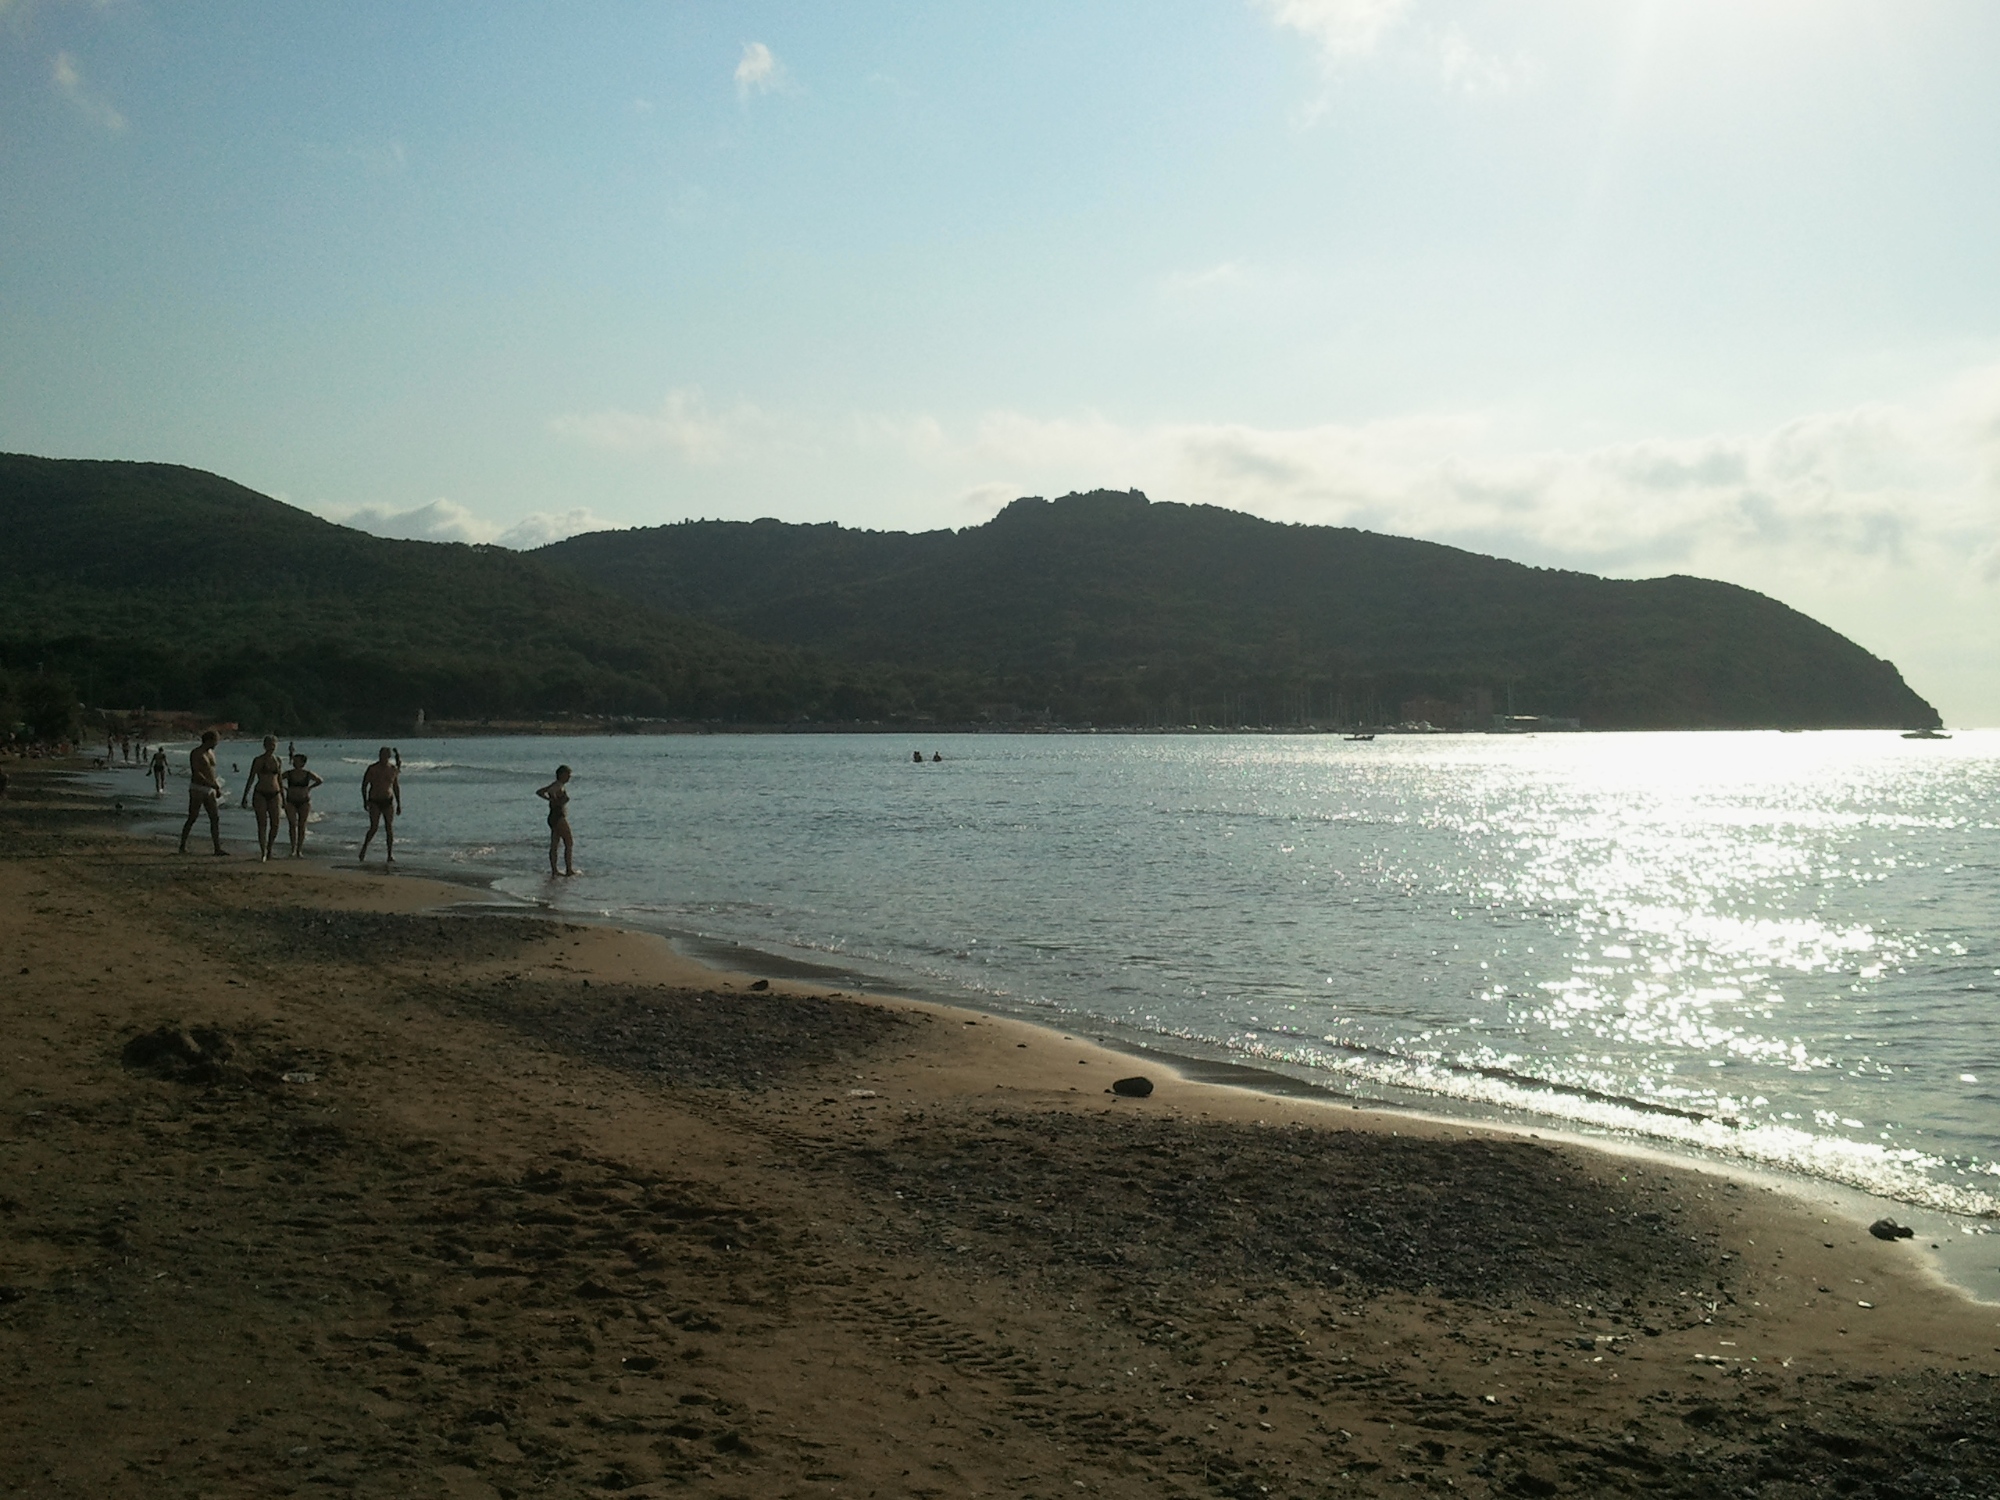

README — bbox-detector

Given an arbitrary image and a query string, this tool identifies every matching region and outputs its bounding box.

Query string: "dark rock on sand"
[1869,1218,1916,1240]
[1109,1076,1154,1098]
[120,1024,235,1083]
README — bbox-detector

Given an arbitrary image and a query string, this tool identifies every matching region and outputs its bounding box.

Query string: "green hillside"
[1,457,1940,734]
[540,490,1941,730]
[0,454,921,733]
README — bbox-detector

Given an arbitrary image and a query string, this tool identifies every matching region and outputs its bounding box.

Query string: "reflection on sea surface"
[118,730,2000,1216]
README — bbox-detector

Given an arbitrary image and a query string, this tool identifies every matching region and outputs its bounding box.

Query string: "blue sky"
[4,1,1998,721]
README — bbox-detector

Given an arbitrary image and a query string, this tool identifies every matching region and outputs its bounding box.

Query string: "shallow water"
[116,730,2000,1220]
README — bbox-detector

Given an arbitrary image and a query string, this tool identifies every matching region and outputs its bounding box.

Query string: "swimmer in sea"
[358,746,401,863]
[240,735,286,862]
[282,753,323,858]
[178,730,225,856]
[536,764,575,877]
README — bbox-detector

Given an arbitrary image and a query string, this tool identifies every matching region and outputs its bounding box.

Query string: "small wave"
[1189,1031,2000,1219]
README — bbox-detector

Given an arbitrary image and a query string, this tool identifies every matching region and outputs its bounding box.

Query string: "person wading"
[536,764,575,877]
[358,746,401,864]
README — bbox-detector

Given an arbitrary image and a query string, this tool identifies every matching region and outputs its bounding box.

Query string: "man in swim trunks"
[178,730,226,855]
[282,753,323,858]
[150,745,169,793]
[358,746,401,863]
[239,735,286,862]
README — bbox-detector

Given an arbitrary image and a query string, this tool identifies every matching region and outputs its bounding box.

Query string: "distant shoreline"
[262,720,1950,738]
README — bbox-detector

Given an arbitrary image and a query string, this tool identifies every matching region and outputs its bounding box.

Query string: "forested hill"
[539,490,1941,730]
[0,454,920,733]
[1,457,1939,733]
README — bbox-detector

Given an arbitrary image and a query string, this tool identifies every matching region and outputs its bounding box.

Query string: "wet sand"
[2,768,1997,1498]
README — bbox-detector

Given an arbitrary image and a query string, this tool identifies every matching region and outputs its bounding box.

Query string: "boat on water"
[1344,733,1376,742]
[1901,728,1952,740]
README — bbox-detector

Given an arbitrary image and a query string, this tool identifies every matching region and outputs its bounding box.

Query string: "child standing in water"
[282,753,323,857]
[536,765,575,877]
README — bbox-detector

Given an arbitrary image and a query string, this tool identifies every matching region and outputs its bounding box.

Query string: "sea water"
[120,730,2000,1224]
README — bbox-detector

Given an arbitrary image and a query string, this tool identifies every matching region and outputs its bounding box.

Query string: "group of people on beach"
[177,731,348,862]
[172,733,576,876]
[175,734,406,864]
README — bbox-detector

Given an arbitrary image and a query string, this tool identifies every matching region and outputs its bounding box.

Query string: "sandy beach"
[2,766,1997,1498]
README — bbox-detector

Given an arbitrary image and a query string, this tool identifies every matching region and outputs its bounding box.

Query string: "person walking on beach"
[149,745,168,794]
[536,764,575,877]
[358,746,401,863]
[282,753,322,858]
[240,735,286,862]
[178,730,225,856]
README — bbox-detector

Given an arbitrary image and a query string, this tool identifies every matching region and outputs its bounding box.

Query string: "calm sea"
[116,730,1999,1225]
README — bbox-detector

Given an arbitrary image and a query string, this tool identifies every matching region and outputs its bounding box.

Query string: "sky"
[3,1,1998,723]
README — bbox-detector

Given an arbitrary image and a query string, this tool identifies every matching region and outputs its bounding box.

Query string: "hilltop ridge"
[0,457,1940,732]
[0,454,913,732]
[540,489,1940,731]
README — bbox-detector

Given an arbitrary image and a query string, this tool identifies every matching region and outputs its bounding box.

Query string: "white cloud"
[1436,26,1534,98]
[734,40,786,101]
[1253,0,1411,66]
[551,374,2000,590]
[549,388,768,464]
[921,378,2000,720]
[326,498,604,550]
[932,394,1995,584]
[335,499,491,544]
[495,509,603,550]
[51,50,124,132]
[1254,2,1535,111]
[553,369,2000,719]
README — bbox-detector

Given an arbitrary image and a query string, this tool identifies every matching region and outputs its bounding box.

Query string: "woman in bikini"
[536,764,575,877]
[240,735,287,862]
[282,753,323,858]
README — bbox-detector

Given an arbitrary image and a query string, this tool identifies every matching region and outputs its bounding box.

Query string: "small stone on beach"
[1868,1218,1915,1241]
[1110,1076,1154,1098]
